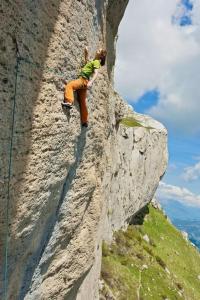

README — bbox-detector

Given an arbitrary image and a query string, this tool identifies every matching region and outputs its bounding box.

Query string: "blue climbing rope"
[4,55,20,300]
[3,54,69,299]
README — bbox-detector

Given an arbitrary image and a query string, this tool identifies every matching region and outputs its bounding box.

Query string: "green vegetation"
[100,205,200,300]
[120,116,154,130]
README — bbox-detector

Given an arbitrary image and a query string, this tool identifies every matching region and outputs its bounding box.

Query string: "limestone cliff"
[0,1,168,299]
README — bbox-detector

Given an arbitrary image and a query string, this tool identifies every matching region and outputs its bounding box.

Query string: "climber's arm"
[84,47,89,64]
[87,69,99,88]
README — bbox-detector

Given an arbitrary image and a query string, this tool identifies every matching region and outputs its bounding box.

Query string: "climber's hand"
[87,81,93,89]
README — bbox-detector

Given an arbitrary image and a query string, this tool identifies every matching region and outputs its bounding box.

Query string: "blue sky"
[172,0,193,26]
[115,0,200,210]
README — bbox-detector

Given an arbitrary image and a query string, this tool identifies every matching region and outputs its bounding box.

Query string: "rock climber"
[62,47,107,127]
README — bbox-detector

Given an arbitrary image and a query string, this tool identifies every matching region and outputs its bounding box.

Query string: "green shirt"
[80,59,101,79]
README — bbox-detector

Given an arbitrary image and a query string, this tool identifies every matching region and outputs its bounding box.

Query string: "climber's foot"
[82,122,88,128]
[62,102,73,109]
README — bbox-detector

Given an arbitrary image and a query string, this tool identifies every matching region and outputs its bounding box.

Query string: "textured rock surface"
[0,0,167,299]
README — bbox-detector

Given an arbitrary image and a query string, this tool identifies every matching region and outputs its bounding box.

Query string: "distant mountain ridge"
[173,219,200,250]
[158,199,200,250]
[159,199,200,221]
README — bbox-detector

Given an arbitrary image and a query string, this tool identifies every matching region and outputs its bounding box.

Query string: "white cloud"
[182,161,200,181]
[115,0,200,134]
[157,181,200,207]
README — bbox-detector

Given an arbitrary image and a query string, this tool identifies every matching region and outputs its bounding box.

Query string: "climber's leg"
[77,88,88,125]
[64,78,87,105]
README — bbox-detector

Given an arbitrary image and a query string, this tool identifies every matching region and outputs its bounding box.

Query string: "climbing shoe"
[62,102,72,109]
[82,122,88,128]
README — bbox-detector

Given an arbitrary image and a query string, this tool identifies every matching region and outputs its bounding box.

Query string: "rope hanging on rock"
[3,44,68,300]
[3,47,20,300]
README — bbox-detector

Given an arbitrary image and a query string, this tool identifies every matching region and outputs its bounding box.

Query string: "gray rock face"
[0,1,167,299]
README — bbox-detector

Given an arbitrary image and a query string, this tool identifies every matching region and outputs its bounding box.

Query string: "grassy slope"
[100,205,200,300]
